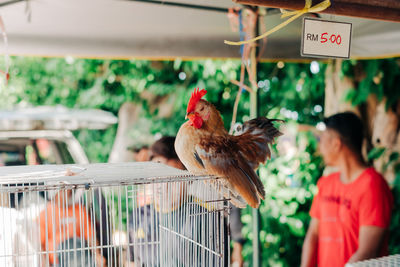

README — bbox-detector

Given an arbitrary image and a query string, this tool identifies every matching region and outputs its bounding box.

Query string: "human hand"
[231,242,243,267]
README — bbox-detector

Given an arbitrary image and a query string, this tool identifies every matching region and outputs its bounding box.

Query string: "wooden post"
[108,102,142,163]
[324,59,357,117]
[233,0,400,22]
[250,9,261,267]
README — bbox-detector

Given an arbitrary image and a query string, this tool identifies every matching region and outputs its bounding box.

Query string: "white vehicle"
[0,106,117,267]
[0,105,117,166]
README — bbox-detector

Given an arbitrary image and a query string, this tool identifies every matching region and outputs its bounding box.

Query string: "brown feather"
[235,156,265,200]
[233,117,283,168]
[195,135,264,208]
[175,94,282,208]
[206,162,260,208]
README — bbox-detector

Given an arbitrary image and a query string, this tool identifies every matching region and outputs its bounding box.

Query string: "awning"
[1,0,399,60]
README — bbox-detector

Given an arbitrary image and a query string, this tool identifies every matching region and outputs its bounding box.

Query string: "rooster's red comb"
[187,88,207,114]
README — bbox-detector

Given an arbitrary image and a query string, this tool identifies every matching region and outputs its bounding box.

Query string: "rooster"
[175,88,282,208]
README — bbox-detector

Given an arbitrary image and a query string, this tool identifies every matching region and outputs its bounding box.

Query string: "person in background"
[151,136,244,266]
[149,137,185,170]
[301,112,393,267]
[127,136,244,266]
[130,145,152,207]
[127,136,187,266]
[131,145,150,162]
[38,189,105,267]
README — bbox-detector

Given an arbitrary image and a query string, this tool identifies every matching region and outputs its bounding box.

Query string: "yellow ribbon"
[224,0,331,46]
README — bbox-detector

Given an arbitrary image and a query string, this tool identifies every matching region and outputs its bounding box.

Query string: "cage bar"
[345,254,400,267]
[0,162,230,267]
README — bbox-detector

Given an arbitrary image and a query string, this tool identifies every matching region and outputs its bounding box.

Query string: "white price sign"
[301,17,352,59]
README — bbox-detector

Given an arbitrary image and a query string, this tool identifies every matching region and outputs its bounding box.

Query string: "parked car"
[0,105,117,166]
[0,105,118,265]
[0,129,87,166]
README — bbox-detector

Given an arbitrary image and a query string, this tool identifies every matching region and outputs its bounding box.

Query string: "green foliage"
[242,126,323,267]
[257,63,326,125]
[0,56,328,266]
[73,127,117,163]
[342,58,400,256]
[367,147,386,161]
[389,158,400,255]
[1,55,399,265]
[1,57,326,163]
[367,148,400,256]
[9,56,400,264]
[2,55,399,265]
[342,58,400,109]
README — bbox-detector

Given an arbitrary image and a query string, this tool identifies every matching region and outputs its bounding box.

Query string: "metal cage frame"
[0,162,230,267]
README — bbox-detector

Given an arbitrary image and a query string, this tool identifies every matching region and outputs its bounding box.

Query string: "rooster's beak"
[185,112,195,120]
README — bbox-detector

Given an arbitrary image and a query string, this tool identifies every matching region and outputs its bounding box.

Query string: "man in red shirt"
[301,112,393,267]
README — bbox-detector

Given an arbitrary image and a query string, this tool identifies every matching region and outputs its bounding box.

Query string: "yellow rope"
[224,0,331,46]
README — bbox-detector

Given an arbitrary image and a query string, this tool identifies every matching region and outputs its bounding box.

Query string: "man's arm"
[300,218,319,267]
[347,226,387,263]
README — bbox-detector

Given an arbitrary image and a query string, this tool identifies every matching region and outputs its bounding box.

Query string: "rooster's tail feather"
[218,180,248,209]
[233,117,283,167]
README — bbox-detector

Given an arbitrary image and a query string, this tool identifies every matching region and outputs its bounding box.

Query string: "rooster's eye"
[199,107,204,112]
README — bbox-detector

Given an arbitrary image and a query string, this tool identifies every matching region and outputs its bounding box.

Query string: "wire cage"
[0,162,230,267]
[345,254,400,267]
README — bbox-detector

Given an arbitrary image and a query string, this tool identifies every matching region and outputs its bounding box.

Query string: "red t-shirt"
[310,167,393,267]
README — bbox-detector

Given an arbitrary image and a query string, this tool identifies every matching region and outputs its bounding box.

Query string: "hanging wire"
[229,7,260,134]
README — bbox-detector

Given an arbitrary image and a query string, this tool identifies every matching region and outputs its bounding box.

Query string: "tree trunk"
[108,93,177,163]
[371,99,400,183]
[324,59,357,117]
[108,102,142,163]
[324,59,400,184]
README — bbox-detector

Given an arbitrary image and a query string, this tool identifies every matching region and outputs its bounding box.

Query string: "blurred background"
[1,0,400,266]
[1,56,399,266]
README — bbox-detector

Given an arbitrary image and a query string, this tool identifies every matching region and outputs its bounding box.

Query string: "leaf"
[342,88,357,103]
[287,219,305,237]
[173,58,182,70]
[394,162,400,175]
[394,163,400,188]
[389,152,400,163]
[341,60,354,78]
[383,152,400,173]
[367,147,386,161]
